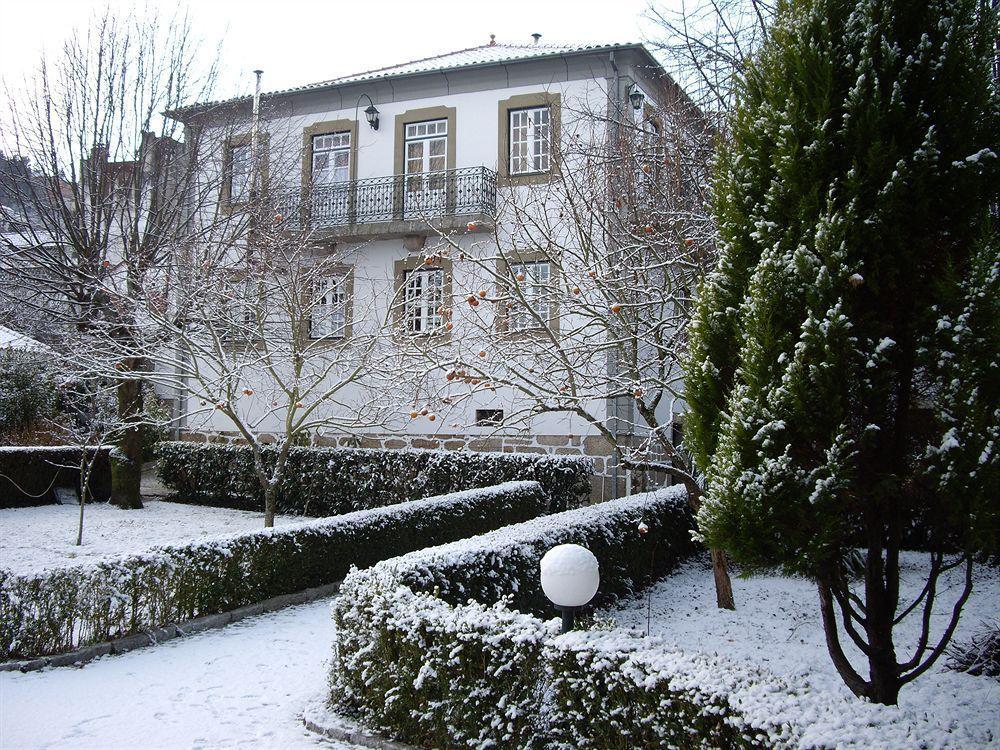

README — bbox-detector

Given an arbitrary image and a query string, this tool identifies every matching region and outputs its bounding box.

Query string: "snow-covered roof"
[0,324,49,353]
[170,41,656,118]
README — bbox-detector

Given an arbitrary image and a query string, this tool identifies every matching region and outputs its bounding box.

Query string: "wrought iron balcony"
[275,166,496,239]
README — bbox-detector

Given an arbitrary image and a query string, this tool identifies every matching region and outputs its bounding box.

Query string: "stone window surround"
[301,119,359,193]
[496,248,561,337]
[304,261,355,342]
[497,92,561,187]
[392,253,454,342]
[393,105,457,178]
[220,132,269,214]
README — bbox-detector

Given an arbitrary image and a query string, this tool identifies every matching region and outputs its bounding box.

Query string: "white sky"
[0,0,664,104]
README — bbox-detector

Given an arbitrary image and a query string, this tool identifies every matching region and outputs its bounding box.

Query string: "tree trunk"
[683,478,737,610]
[710,547,736,609]
[110,375,144,509]
[264,486,276,528]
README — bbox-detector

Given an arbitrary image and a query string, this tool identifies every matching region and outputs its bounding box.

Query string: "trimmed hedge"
[0,446,112,508]
[331,487,957,749]
[154,442,592,516]
[330,487,703,749]
[0,481,546,660]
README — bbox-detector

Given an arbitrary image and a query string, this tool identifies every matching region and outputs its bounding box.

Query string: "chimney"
[531,33,542,45]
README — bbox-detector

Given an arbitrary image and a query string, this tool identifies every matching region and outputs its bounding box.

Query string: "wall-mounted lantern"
[540,543,600,633]
[629,84,646,112]
[356,94,380,131]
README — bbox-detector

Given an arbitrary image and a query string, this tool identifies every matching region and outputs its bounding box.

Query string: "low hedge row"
[330,487,712,749]
[155,442,592,516]
[0,446,112,508]
[331,487,949,749]
[0,481,546,660]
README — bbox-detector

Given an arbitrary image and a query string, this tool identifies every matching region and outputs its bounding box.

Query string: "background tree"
[645,0,776,119]
[76,159,396,527]
[686,0,998,704]
[0,8,221,507]
[403,85,737,608]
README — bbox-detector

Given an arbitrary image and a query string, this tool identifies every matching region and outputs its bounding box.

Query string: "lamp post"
[540,544,600,633]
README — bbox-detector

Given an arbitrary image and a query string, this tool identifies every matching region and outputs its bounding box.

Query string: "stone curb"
[302,703,419,750]
[0,581,341,673]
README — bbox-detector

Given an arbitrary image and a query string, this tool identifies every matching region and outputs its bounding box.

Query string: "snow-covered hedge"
[330,486,963,749]
[330,487,701,749]
[0,446,112,508]
[155,442,592,515]
[0,481,546,660]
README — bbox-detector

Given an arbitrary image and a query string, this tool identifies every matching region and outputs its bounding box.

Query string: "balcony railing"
[275,166,496,234]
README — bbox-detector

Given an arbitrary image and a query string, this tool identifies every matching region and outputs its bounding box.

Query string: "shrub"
[155,441,592,515]
[0,351,56,440]
[0,481,546,660]
[0,446,112,508]
[331,486,976,749]
[330,487,699,749]
[946,621,1000,679]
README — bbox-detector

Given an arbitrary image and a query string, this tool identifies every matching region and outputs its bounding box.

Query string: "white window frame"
[509,260,551,330]
[402,267,444,334]
[311,132,351,185]
[309,273,348,339]
[509,106,551,175]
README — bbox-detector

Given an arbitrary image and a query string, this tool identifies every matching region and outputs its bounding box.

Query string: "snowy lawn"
[600,553,1000,745]
[0,597,357,749]
[0,500,301,574]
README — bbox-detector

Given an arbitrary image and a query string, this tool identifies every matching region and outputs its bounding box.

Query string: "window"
[309,274,348,339]
[508,260,551,330]
[311,132,351,185]
[509,107,551,175]
[403,267,444,334]
[404,119,448,217]
[228,144,251,204]
[475,409,504,427]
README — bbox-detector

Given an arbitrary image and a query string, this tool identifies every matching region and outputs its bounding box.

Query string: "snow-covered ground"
[0,500,301,574]
[0,597,357,749]
[601,553,1000,746]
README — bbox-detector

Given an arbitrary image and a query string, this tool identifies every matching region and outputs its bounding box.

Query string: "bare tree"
[71,131,396,526]
[398,86,736,608]
[0,7,221,508]
[645,0,776,118]
[46,373,127,546]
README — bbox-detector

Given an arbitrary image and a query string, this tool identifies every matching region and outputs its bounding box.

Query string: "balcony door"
[403,119,448,219]
[311,132,351,226]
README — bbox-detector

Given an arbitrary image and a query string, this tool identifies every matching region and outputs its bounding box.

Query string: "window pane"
[510,261,551,329]
[403,268,444,334]
[230,144,250,202]
[310,275,347,338]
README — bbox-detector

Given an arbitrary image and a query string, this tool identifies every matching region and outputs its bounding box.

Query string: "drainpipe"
[608,50,621,497]
[250,70,264,199]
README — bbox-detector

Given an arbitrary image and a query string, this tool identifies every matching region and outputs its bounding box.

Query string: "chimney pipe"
[531,33,541,45]
[250,70,263,198]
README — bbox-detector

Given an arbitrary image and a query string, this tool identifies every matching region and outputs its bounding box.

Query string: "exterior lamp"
[364,103,380,131]
[356,93,380,131]
[540,543,600,633]
[629,85,645,112]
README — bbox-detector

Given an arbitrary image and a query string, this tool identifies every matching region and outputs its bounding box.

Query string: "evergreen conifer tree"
[685,0,999,704]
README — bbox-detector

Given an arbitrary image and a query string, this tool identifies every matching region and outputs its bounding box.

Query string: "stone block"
[536,434,570,447]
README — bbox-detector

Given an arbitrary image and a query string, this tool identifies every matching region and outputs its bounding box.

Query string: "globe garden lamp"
[540,543,600,633]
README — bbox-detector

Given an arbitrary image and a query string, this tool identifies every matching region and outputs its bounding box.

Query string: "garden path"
[0,597,357,749]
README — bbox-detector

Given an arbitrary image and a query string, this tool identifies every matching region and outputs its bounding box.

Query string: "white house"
[166,38,693,499]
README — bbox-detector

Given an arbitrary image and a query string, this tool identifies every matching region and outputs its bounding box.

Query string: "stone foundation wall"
[177,429,626,503]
